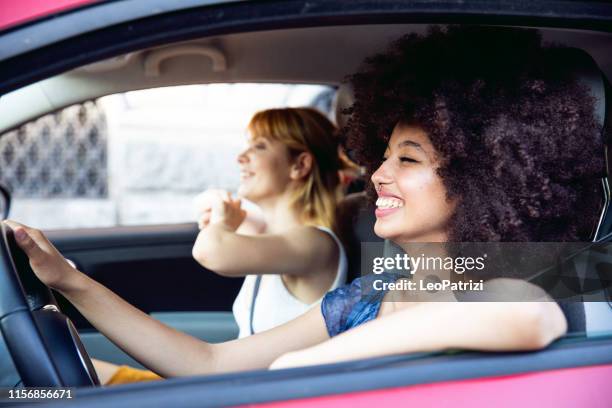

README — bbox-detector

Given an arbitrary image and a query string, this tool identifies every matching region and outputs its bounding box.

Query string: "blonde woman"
[193,108,348,338]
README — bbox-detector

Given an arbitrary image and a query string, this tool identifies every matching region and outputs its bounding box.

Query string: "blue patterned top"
[322,274,583,337]
[321,274,398,337]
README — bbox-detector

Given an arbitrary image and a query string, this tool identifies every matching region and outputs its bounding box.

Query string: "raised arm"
[3,220,329,377]
[192,193,337,277]
[193,224,338,277]
[195,189,266,236]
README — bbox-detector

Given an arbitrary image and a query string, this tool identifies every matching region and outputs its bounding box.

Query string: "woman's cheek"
[399,169,448,220]
[397,168,433,197]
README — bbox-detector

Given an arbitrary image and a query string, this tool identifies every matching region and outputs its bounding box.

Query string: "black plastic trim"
[45,223,199,252]
[0,311,63,387]
[32,310,99,387]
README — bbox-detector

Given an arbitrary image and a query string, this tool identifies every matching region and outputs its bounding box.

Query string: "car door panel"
[57,335,612,407]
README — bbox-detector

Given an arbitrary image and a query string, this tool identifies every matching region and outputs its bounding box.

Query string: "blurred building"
[0,84,333,229]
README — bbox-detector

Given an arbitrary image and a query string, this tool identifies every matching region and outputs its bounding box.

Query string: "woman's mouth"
[375,196,404,217]
[240,171,254,180]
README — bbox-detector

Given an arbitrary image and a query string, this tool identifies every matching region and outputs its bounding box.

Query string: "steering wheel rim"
[0,223,99,387]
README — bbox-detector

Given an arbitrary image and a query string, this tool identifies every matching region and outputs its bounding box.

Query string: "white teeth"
[376,197,404,209]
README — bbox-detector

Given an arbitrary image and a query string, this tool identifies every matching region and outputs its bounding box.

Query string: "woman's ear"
[290,152,313,180]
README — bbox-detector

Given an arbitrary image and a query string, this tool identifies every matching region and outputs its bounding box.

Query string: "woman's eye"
[254,143,266,150]
[399,157,418,163]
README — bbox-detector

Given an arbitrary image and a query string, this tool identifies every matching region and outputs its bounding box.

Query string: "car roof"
[2,23,612,134]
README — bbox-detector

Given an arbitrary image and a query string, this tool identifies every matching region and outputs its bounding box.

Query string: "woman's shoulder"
[321,277,363,337]
[282,225,331,240]
[282,225,341,257]
[285,225,336,238]
[321,275,387,337]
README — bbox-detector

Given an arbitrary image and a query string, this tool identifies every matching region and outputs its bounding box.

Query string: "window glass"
[0,83,334,229]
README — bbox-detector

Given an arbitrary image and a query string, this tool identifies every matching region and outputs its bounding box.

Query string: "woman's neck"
[397,241,450,277]
[396,229,449,245]
[255,194,303,233]
[392,238,456,301]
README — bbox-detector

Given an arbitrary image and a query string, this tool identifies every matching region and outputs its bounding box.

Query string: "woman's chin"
[237,188,265,204]
[237,185,250,199]
[373,222,401,241]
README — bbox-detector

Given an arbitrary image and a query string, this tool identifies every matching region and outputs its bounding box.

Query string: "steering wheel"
[0,223,99,387]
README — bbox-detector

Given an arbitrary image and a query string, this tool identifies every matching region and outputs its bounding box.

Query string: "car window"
[0,83,335,229]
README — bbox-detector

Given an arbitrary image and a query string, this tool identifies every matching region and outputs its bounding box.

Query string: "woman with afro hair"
[4,25,603,373]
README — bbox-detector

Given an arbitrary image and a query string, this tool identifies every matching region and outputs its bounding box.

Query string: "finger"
[3,219,26,230]
[198,213,211,226]
[198,215,211,229]
[216,199,225,211]
[5,220,55,253]
[211,200,225,221]
[197,190,225,209]
[212,190,227,202]
[4,220,42,243]
[197,208,212,218]
[12,227,48,264]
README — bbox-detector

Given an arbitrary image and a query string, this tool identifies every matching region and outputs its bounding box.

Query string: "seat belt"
[249,275,262,336]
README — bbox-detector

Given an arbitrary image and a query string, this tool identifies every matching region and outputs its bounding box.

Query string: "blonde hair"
[248,107,342,230]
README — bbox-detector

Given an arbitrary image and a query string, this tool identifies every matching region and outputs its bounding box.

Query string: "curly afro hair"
[344,25,606,242]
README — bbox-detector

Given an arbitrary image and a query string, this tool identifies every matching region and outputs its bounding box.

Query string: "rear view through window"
[0,83,334,229]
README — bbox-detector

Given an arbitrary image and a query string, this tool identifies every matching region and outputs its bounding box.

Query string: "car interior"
[1,7,612,405]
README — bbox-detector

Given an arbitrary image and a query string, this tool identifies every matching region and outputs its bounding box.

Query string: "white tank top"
[232,226,348,338]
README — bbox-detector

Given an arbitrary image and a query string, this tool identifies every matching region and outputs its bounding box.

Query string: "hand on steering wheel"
[0,220,99,387]
[3,220,83,293]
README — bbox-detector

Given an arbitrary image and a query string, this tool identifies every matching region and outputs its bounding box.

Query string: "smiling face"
[237,135,293,203]
[371,123,455,243]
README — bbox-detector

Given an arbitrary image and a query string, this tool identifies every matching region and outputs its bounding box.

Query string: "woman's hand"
[197,211,212,230]
[2,220,85,294]
[209,193,247,232]
[194,189,227,230]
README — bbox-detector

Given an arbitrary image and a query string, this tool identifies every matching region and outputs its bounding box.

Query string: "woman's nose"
[371,159,392,190]
[237,149,249,164]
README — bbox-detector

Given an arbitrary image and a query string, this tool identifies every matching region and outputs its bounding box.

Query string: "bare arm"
[271,300,567,369]
[192,191,337,278]
[7,220,564,376]
[3,220,329,377]
[61,274,215,377]
[193,224,337,277]
[69,275,328,376]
